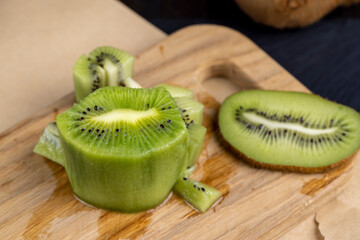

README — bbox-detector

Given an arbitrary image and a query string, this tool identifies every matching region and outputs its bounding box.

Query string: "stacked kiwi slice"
[219,90,360,173]
[73,46,140,102]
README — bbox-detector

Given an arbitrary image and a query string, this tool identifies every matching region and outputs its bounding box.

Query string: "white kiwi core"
[243,112,337,135]
[93,108,158,123]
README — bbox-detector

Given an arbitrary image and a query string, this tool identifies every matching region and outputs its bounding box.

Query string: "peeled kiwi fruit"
[73,46,140,102]
[158,83,194,98]
[219,90,360,173]
[56,86,189,212]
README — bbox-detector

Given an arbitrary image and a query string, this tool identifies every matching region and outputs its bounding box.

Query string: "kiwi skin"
[219,130,355,174]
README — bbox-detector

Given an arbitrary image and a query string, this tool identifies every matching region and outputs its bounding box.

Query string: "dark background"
[121,0,360,111]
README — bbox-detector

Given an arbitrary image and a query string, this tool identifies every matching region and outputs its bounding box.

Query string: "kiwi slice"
[175,97,204,128]
[219,90,360,172]
[56,86,189,212]
[158,83,194,98]
[88,46,134,86]
[187,124,207,167]
[73,46,136,102]
[173,177,222,212]
[33,122,65,166]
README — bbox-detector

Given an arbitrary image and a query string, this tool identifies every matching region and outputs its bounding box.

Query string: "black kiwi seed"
[259,124,264,130]
[88,129,92,133]
[201,187,205,192]
[183,177,188,181]
[87,108,90,111]
[160,124,165,128]
[96,129,100,133]
[284,129,288,133]
[98,134,102,137]
[310,139,314,143]
[146,103,149,108]
[99,107,103,111]
[268,130,272,135]
[190,120,194,124]
[167,120,172,123]
[94,106,98,110]
[116,129,119,132]
[342,133,346,136]
[182,110,186,112]
[193,185,196,188]
[161,108,165,110]
[81,128,85,131]
[80,117,84,121]
[101,130,105,133]
[83,111,87,115]
[198,187,201,191]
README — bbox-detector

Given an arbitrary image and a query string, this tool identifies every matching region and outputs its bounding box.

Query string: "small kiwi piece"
[73,46,137,102]
[173,177,222,213]
[33,122,65,166]
[219,90,360,172]
[158,83,194,98]
[187,124,207,167]
[175,97,204,128]
[56,86,189,212]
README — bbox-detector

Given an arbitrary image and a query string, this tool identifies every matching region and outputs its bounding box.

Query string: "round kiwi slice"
[219,90,360,173]
[73,46,137,102]
[56,86,189,212]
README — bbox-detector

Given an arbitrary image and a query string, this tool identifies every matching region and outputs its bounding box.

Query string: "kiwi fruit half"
[56,86,189,212]
[73,46,138,102]
[33,122,65,166]
[219,90,360,172]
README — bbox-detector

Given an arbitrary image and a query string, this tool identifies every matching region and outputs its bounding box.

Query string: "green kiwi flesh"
[219,90,360,171]
[73,46,136,102]
[175,97,204,128]
[33,122,65,166]
[157,83,194,98]
[173,177,222,212]
[187,124,207,167]
[56,86,189,212]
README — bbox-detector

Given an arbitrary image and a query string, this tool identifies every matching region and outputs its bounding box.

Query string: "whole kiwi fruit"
[234,0,360,28]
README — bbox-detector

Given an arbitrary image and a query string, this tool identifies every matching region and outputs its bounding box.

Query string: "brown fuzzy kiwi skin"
[217,129,355,174]
[234,0,360,29]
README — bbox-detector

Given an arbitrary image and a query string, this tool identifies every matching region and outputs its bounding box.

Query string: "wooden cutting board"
[0,25,358,240]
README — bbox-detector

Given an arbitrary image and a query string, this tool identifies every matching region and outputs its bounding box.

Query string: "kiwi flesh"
[56,86,189,212]
[173,177,222,213]
[73,46,136,102]
[219,90,360,172]
[158,83,194,98]
[175,97,204,128]
[187,124,207,167]
[33,122,65,166]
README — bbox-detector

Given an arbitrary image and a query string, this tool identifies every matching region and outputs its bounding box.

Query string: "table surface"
[0,1,358,239]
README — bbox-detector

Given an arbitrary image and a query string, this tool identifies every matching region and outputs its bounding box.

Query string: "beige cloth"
[0,0,165,133]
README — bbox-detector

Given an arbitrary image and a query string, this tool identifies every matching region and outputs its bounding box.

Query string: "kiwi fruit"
[173,177,222,213]
[175,97,204,128]
[73,46,137,102]
[56,86,189,212]
[33,122,65,166]
[187,123,207,167]
[158,83,194,98]
[219,90,360,173]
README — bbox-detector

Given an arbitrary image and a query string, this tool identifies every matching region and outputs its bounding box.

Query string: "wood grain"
[0,25,358,240]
